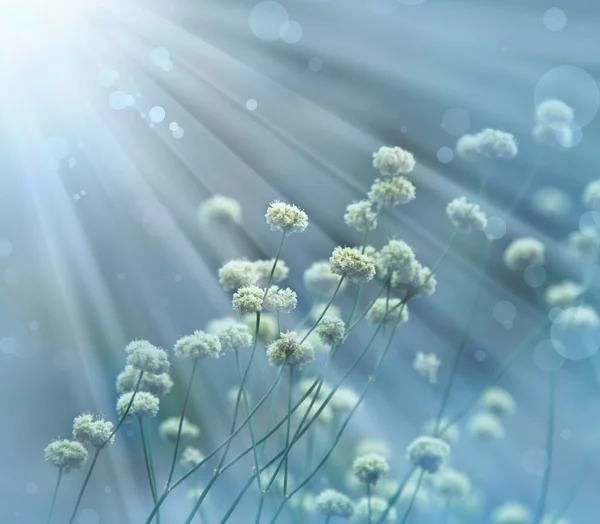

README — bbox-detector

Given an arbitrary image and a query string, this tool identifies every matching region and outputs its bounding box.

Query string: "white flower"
[583,179,600,209]
[559,305,600,329]
[406,436,450,473]
[117,391,160,420]
[456,128,518,162]
[315,489,355,518]
[233,285,265,313]
[254,258,289,285]
[413,352,440,384]
[73,413,114,447]
[480,387,516,417]
[218,323,253,352]
[330,246,376,282]
[263,286,298,313]
[44,440,88,472]
[265,200,308,234]
[367,298,409,326]
[352,453,389,485]
[351,497,397,524]
[344,200,378,233]
[174,331,221,360]
[434,469,471,499]
[492,502,531,524]
[266,331,315,368]
[218,260,258,292]
[468,412,504,441]
[316,316,346,345]
[373,145,416,177]
[446,196,487,232]
[198,195,241,225]
[378,240,417,283]
[368,177,416,207]
[503,237,545,271]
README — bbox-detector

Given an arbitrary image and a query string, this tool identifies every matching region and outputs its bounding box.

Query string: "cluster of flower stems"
[48,164,597,524]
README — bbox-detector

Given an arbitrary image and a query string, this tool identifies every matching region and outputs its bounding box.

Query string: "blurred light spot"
[484,217,506,240]
[550,309,600,360]
[535,66,600,127]
[25,482,37,494]
[0,239,13,258]
[0,337,16,354]
[543,8,566,31]
[493,301,516,325]
[436,147,453,164]
[548,307,562,322]
[533,339,565,372]
[579,211,600,235]
[173,128,185,139]
[149,106,166,123]
[29,321,39,331]
[308,57,323,72]
[78,508,100,524]
[524,265,546,288]
[246,99,258,111]
[474,350,486,362]
[4,267,20,285]
[109,91,135,111]
[169,122,179,131]
[442,108,470,136]
[97,70,118,88]
[249,2,289,41]
[522,447,548,476]
[279,20,302,43]
[561,428,572,440]
[150,47,170,68]
[530,186,571,218]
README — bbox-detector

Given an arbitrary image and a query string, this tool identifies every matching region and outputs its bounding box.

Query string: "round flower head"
[296,377,333,400]
[545,281,584,309]
[199,195,241,226]
[531,186,572,218]
[413,352,441,384]
[536,99,574,126]
[304,261,347,296]
[378,240,417,282]
[263,286,298,313]
[45,440,88,472]
[126,344,170,375]
[559,305,600,329]
[368,176,416,207]
[266,331,315,368]
[315,489,355,519]
[446,196,487,232]
[159,417,200,444]
[116,367,173,397]
[344,200,378,233]
[569,229,600,258]
[480,387,516,417]
[244,313,278,343]
[330,246,376,282]
[352,452,389,484]
[372,145,416,177]
[316,316,346,345]
[218,323,253,352]
[180,446,205,469]
[330,387,360,413]
[265,200,308,234]
[406,435,450,473]
[583,179,600,209]
[367,298,409,326]
[351,496,397,524]
[117,391,160,420]
[206,316,238,334]
[492,502,531,524]
[218,260,258,292]
[73,413,114,447]
[423,418,459,445]
[356,439,390,459]
[456,128,518,162]
[392,262,437,299]
[503,237,545,271]
[125,339,156,354]
[468,412,504,441]
[434,469,471,499]
[254,258,289,285]
[533,121,574,149]
[233,285,265,313]
[174,331,221,360]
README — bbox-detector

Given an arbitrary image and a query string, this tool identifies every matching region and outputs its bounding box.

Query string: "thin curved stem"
[166,359,198,489]
[283,366,293,495]
[301,274,345,344]
[534,372,557,523]
[68,372,144,524]
[367,483,373,524]
[399,470,424,524]
[139,417,159,524]
[45,467,63,524]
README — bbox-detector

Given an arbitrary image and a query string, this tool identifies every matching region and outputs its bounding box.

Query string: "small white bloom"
[503,237,545,271]
[372,145,416,177]
[344,200,378,233]
[413,352,440,384]
[446,196,487,232]
[265,200,308,234]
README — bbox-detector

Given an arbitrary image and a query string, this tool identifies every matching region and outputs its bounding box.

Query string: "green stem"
[68,371,144,524]
[166,359,198,489]
[184,473,220,524]
[374,467,416,524]
[45,467,63,524]
[284,366,294,496]
[398,470,424,524]
[367,483,373,524]
[300,274,346,344]
[139,417,160,524]
[534,371,557,523]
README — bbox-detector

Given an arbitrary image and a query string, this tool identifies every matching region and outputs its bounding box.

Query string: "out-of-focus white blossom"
[218,260,258,292]
[344,200,378,233]
[199,195,242,225]
[367,298,409,326]
[159,417,200,444]
[503,237,545,271]
[480,387,516,417]
[315,489,355,518]
[446,196,487,232]
[352,452,389,484]
[413,352,440,384]
[406,436,450,473]
[492,502,531,524]
[263,286,298,313]
[304,261,348,297]
[468,412,504,441]
[351,496,397,524]
[174,331,221,360]
[372,145,416,177]
[456,129,518,162]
